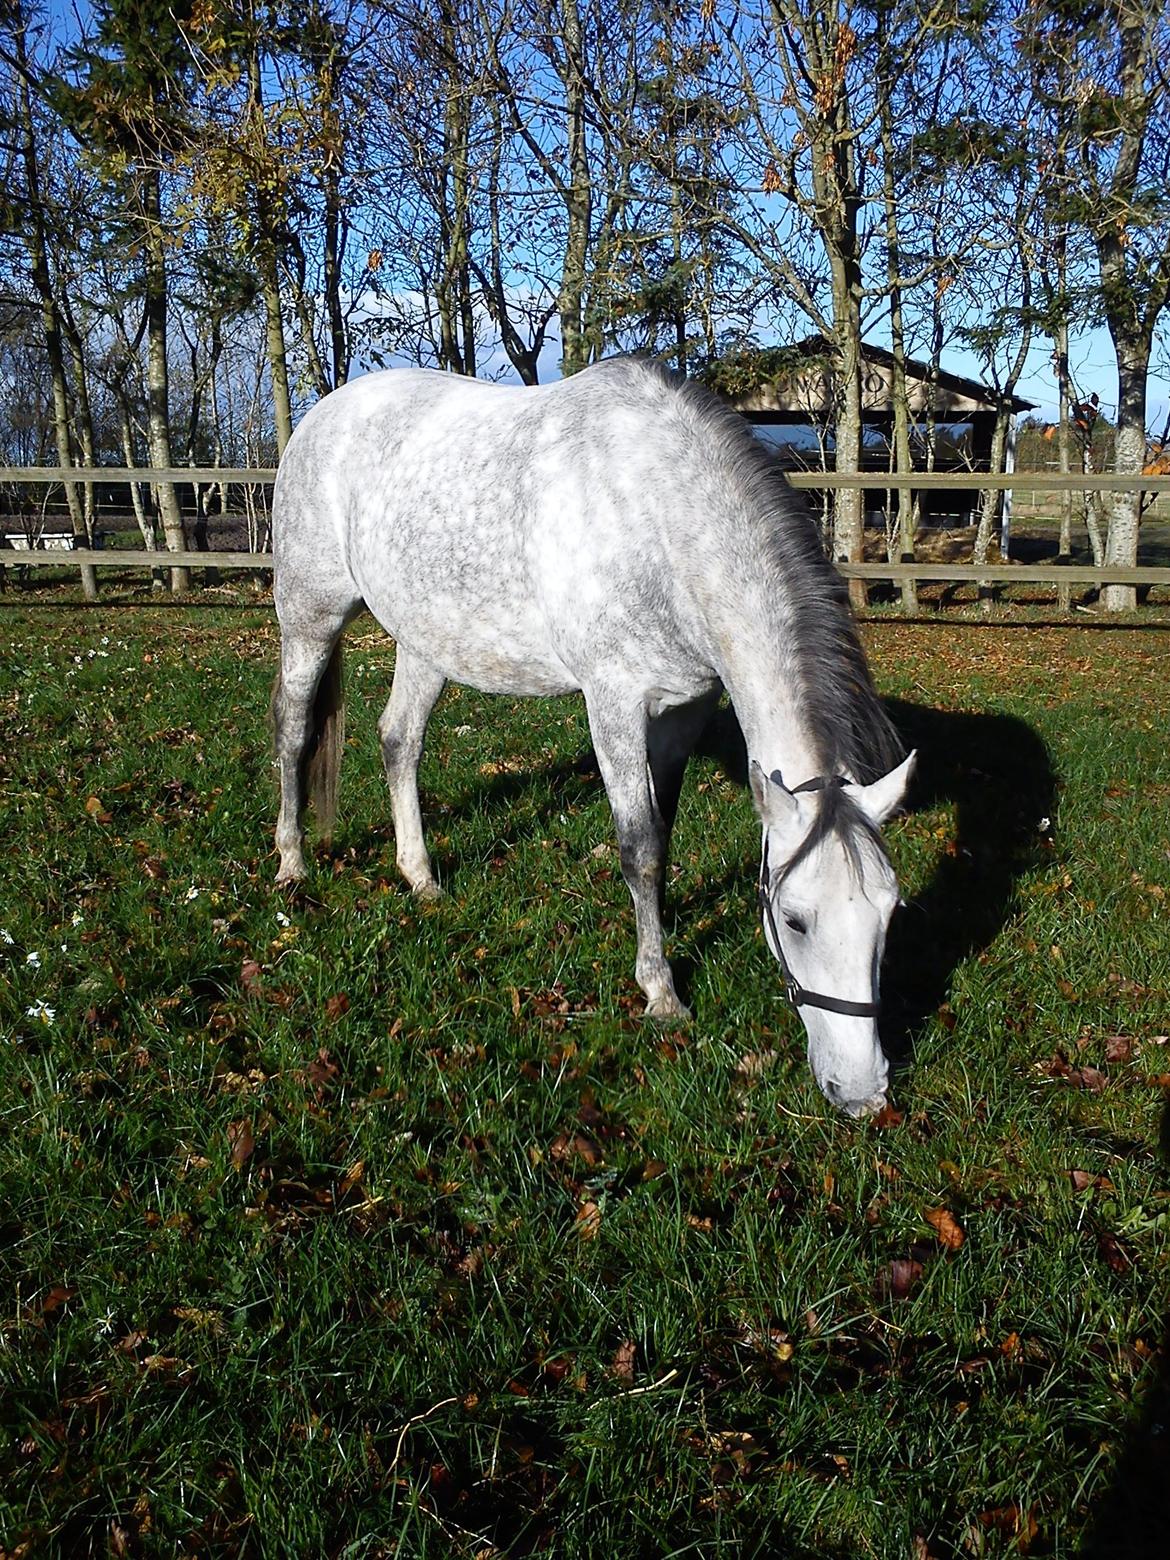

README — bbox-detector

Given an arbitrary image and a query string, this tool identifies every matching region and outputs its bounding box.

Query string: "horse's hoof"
[645,994,691,1022]
[275,867,307,889]
[413,880,443,902]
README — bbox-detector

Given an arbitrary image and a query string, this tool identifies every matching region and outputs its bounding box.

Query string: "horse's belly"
[364,583,578,696]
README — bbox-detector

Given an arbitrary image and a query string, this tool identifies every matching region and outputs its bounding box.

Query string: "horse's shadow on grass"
[1076,1096,1170,1560]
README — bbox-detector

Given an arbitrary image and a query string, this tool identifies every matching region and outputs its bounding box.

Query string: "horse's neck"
[689,495,834,790]
[719,639,827,790]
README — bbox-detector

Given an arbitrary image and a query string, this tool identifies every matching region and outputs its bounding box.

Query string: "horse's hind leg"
[378,645,446,898]
[586,687,689,1021]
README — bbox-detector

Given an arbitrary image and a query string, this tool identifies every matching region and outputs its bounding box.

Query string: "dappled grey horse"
[272,359,914,1116]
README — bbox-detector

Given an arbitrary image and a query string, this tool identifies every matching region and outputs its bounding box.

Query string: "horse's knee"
[619,828,665,890]
[379,723,410,782]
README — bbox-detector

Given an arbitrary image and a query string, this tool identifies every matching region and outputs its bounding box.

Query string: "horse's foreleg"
[587,690,689,1022]
[379,647,446,898]
[273,628,345,884]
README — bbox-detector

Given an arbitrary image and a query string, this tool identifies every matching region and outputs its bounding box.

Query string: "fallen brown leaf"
[1097,1230,1132,1273]
[576,1199,602,1239]
[877,1258,924,1301]
[977,1503,1039,1553]
[550,1132,603,1167]
[925,1206,965,1250]
[37,1284,77,1316]
[227,1118,254,1170]
[609,1339,636,1383]
[307,1048,340,1095]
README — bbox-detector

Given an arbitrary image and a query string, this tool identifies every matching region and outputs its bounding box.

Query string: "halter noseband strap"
[757,775,882,1021]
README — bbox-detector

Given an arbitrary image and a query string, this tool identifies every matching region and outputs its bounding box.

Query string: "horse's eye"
[784,915,807,936]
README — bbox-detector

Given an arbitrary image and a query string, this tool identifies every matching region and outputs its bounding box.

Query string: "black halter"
[757,775,882,1020]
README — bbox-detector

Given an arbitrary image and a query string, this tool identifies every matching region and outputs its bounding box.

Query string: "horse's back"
[272,361,731,701]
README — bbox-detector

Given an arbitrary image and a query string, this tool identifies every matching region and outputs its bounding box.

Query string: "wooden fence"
[3,467,1170,597]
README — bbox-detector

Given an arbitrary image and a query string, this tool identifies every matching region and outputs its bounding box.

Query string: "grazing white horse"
[271,359,914,1115]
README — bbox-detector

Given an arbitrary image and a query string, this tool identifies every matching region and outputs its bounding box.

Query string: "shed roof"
[723,336,1036,417]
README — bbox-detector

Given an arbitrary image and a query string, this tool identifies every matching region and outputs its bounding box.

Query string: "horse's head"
[750,752,916,1117]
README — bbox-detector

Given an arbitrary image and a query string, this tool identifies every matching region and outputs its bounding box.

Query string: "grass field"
[2,603,1169,1558]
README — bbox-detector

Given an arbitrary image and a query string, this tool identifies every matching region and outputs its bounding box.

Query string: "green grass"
[2,605,1169,1558]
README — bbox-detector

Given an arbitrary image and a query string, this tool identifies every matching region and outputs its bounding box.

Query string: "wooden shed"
[717,337,1036,530]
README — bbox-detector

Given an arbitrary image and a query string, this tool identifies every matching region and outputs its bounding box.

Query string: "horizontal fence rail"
[2,550,273,569]
[4,554,1169,588]
[4,467,1170,490]
[2,468,1169,597]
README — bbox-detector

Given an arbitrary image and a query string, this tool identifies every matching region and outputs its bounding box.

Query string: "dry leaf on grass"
[609,1339,636,1383]
[227,1118,254,1170]
[877,1258,924,1301]
[925,1207,965,1250]
[576,1200,602,1240]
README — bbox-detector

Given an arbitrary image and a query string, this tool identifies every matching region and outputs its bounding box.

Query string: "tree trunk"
[142,168,188,592]
[249,44,294,452]
[557,0,592,376]
[318,44,349,386]
[828,252,867,608]
[117,390,165,590]
[260,241,294,454]
[60,306,97,544]
[1055,246,1073,613]
[1090,2,1167,611]
[12,8,97,599]
[1101,341,1148,612]
[974,410,1010,616]
[877,14,915,611]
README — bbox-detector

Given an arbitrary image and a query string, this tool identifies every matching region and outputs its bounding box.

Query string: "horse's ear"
[748,760,771,815]
[749,760,800,826]
[852,750,916,826]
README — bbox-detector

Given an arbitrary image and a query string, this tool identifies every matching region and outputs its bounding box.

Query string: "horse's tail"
[269,638,346,843]
[305,641,346,840]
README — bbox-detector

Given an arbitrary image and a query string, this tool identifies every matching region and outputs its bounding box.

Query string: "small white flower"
[1,928,13,945]
[72,912,83,927]
[185,885,200,901]
[1039,817,1052,833]
[60,943,67,953]
[25,950,41,968]
[26,1000,55,1024]
[275,911,291,927]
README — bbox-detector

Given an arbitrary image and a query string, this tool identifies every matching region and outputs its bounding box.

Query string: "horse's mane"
[770,781,887,890]
[610,358,905,788]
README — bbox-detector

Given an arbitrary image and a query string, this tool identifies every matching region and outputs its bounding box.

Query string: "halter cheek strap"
[758,776,882,1021]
